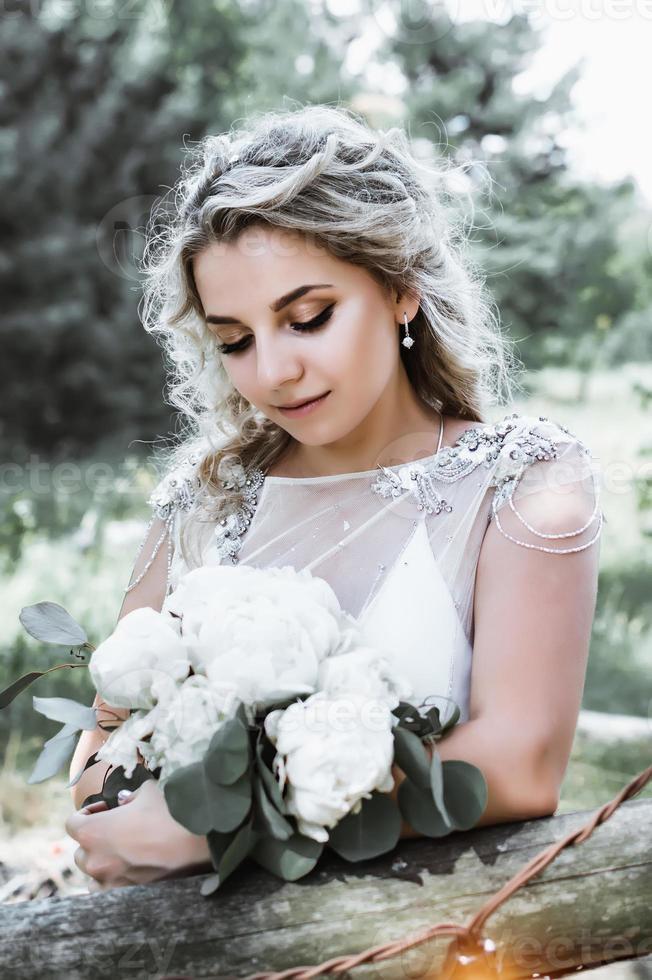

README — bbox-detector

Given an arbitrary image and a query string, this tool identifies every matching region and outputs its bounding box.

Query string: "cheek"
[329,320,396,396]
[219,357,256,399]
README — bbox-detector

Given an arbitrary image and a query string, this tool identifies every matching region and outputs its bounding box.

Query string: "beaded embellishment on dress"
[213,467,266,563]
[371,412,552,511]
[371,462,453,516]
[125,412,604,600]
[149,451,204,521]
[371,413,603,554]
[123,450,204,595]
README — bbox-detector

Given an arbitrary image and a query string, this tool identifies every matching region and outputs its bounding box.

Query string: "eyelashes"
[216,303,335,356]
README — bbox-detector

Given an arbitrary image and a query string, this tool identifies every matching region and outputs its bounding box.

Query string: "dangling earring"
[401,311,415,349]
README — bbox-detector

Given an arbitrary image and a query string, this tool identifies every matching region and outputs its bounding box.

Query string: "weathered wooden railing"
[0,797,650,979]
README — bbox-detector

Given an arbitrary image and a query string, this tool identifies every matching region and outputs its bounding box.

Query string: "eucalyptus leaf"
[200,874,221,897]
[210,771,252,833]
[440,701,461,735]
[1,671,54,710]
[203,716,249,786]
[101,763,156,806]
[424,705,442,736]
[252,775,293,841]
[164,764,251,835]
[0,663,87,710]
[440,760,488,830]
[207,829,236,868]
[429,749,453,830]
[27,726,79,783]
[255,738,286,813]
[250,832,323,882]
[164,763,223,834]
[215,819,258,887]
[235,701,250,728]
[32,696,97,730]
[327,792,401,862]
[391,701,427,735]
[68,751,100,788]
[393,727,431,790]
[19,601,87,646]
[46,721,80,743]
[397,777,452,838]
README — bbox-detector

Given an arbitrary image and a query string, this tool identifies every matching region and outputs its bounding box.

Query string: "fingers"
[66,787,136,840]
[74,789,134,818]
[87,876,132,893]
[80,800,110,815]
[73,845,107,883]
[73,845,93,879]
[73,846,119,887]
[65,801,111,842]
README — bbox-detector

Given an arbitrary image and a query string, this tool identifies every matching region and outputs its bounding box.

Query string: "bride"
[65,104,604,891]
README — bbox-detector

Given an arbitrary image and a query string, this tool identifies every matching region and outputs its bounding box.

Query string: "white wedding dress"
[124,412,605,724]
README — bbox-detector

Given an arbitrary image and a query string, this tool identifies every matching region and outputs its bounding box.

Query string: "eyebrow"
[205,283,334,325]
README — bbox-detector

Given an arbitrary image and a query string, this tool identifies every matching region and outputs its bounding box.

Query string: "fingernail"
[117,789,133,803]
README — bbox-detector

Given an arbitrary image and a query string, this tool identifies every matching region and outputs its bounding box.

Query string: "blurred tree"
[0,0,352,459]
[371,6,650,371]
[3,0,650,458]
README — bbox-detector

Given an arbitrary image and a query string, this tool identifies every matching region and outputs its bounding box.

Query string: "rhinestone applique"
[371,460,453,516]
[149,451,204,521]
[370,412,596,541]
[125,452,268,595]
[213,466,266,563]
[426,413,562,487]
[368,414,548,512]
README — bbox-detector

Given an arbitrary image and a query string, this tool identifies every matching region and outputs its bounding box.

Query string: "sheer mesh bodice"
[123,413,605,723]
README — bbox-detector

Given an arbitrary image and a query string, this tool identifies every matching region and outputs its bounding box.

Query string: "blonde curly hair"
[138,102,522,564]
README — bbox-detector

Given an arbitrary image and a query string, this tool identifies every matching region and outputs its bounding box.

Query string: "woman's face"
[193,225,417,451]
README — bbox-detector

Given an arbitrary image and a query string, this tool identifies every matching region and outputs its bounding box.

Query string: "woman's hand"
[65,778,212,891]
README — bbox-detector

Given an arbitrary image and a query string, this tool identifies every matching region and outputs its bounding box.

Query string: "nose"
[256,332,304,392]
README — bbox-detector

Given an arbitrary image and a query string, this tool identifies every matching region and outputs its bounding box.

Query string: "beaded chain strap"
[484,414,604,554]
[123,451,204,595]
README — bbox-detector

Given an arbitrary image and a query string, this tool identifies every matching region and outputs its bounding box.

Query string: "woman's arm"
[69,515,172,810]
[392,478,601,837]
[64,508,217,888]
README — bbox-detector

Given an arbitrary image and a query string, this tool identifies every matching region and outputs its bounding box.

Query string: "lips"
[278,392,329,409]
[277,391,331,416]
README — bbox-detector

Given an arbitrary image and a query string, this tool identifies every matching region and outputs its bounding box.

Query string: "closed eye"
[215,303,335,356]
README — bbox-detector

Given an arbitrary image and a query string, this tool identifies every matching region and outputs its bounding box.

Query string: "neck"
[274,371,444,479]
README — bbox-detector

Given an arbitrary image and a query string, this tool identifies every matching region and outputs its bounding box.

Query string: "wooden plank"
[0,798,649,979]
[561,953,652,979]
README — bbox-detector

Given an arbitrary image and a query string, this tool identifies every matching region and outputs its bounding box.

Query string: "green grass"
[558,729,652,814]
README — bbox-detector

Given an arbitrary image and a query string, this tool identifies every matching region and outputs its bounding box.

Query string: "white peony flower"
[161,565,360,711]
[317,647,413,709]
[263,691,396,842]
[144,675,241,783]
[161,564,260,630]
[89,607,191,710]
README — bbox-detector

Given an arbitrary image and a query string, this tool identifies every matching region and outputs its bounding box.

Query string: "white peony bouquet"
[8,564,487,894]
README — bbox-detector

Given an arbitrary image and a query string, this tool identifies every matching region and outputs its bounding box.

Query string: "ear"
[394,290,421,322]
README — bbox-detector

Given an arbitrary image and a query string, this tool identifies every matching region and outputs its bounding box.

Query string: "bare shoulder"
[443,415,485,447]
